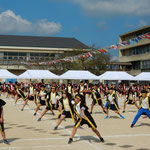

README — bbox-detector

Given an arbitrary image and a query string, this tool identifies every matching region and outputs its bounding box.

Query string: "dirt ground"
[0,94,150,150]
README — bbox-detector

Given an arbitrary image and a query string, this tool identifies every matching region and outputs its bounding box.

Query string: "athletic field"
[0,95,150,150]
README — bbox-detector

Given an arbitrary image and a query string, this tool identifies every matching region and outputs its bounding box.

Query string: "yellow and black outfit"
[106,93,119,111]
[91,89,102,106]
[16,88,26,101]
[66,85,73,99]
[46,91,59,110]
[58,97,75,122]
[28,86,36,102]
[0,99,6,132]
[74,101,97,130]
[38,90,47,105]
[78,85,86,104]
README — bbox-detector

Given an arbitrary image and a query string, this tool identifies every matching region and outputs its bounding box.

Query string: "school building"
[0,35,89,75]
[119,25,150,76]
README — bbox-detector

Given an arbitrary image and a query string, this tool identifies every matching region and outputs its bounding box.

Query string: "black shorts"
[8,90,11,94]
[0,123,4,132]
[46,104,59,110]
[62,111,71,118]
[107,104,117,111]
[68,93,72,99]
[92,99,102,105]
[28,96,35,101]
[125,99,134,105]
[18,94,26,100]
[39,100,46,105]
[75,111,97,129]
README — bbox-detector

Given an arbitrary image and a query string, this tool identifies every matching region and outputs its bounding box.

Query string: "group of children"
[0,81,150,144]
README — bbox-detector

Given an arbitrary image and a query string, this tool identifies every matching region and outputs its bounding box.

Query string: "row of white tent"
[0,69,150,81]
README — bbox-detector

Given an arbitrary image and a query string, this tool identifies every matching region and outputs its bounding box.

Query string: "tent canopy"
[60,70,98,80]
[99,71,135,81]
[0,69,17,79]
[18,70,59,79]
[134,72,150,81]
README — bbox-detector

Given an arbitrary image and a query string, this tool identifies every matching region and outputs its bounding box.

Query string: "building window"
[122,45,150,56]
[142,60,150,69]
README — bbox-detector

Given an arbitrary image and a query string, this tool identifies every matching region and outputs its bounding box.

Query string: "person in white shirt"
[33,85,47,116]
[131,90,150,127]
[21,83,37,111]
[65,82,73,99]
[105,88,125,119]
[54,90,75,130]
[68,94,104,144]
[37,87,60,121]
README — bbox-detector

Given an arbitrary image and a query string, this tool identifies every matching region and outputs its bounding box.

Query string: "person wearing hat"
[15,83,27,104]
[130,90,150,127]
[105,88,125,119]
[37,86,60,121]
[33,85,47,116]
[68,94,104,144]
[0,99,9,144]
[53,90,75,130]
[90,84,106,114]
[123,87,139,113]
[21,83,37,111]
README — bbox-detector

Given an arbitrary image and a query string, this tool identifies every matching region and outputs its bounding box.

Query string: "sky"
[0,0,150,61]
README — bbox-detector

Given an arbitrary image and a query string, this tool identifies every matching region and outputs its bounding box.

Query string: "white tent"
[99,71,135,81]
[18,70,59,79]
[134,72,150,81]
[60,70,98,80]
[0,69,17,79]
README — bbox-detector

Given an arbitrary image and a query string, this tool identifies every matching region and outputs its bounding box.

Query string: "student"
[90,84,106,114]
[76,81,87,105]
[33,85,47,116]
[53,90,75,130]
[21,83,37,111]
[65,82,73,99]
[15,83,27,104]
[0,99,9,144]
[37,86,59,121]
[123,87,139,113]
[68,94,104,144]
[130,90,150,127]
[105,88,125,119]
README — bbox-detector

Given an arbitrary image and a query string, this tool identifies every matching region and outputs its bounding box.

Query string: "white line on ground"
[6,97,101,150]
[0,144,68,150]
[5,133,150,143]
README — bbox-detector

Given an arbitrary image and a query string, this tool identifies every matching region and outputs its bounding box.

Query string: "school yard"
[0,95,150,150]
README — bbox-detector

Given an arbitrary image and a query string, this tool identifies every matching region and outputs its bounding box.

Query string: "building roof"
[0,35,89,49]
[120,25,150,37]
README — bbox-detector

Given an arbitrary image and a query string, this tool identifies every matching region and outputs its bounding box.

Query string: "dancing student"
[123,87,139,113]
[68,94,104,144]
[15,83,27,104]
[37,86,60,121]
[65,82,73,99]
[0,99,9,144]
[2,82,7,97]
[53,90,75,130]
[105,88,125,119]
[131,90,150,127]
[21,83,37,111]
[90,84,106,114]
[75,81,87,105]
[0,82,2,96]
[33,85,47,116]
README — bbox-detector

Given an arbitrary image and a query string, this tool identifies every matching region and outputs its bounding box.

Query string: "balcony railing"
[0,56,56,65]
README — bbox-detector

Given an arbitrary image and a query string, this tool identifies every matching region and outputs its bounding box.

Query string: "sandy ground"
[0,94,150,150]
